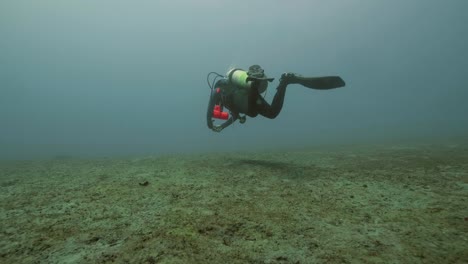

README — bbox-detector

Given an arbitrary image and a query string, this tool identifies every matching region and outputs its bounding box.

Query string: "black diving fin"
[295,76,345,90]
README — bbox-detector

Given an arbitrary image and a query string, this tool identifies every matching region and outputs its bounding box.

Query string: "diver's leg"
[256,80,288,119]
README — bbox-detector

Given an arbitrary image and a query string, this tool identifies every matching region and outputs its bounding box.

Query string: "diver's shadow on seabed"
[234,159,292,170]
[227,159,322,179]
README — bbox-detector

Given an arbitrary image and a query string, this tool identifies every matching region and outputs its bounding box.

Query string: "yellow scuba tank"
[227,68,251,89]
[226,68,268,93]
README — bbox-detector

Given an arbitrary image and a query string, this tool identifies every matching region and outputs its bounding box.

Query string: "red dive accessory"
[213,105,229,120]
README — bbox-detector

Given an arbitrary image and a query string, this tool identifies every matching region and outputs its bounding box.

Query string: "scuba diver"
[207,65,345,132]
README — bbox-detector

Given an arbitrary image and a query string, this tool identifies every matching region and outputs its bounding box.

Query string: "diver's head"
[248,65,268,93]
[248,65,265,78]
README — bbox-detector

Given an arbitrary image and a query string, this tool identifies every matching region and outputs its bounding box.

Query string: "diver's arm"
[217,112,238,131]
[210,108,238,132]
[207,84,237,131]
[207,79,239,132]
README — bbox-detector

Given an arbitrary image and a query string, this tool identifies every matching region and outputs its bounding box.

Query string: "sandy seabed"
[1,143,467,263]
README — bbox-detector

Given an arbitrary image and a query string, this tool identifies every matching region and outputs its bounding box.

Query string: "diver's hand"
[239,115,246,124]
[280,72,300,85]
[212,125,223,132]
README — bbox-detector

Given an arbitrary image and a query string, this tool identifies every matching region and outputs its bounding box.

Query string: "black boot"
[280,72,301,85]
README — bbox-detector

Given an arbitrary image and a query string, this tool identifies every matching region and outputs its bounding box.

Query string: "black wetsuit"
[207,78,289,130]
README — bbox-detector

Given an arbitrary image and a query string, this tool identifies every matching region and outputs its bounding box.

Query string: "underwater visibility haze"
[1,0,467,159]
[1,1,468,263]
